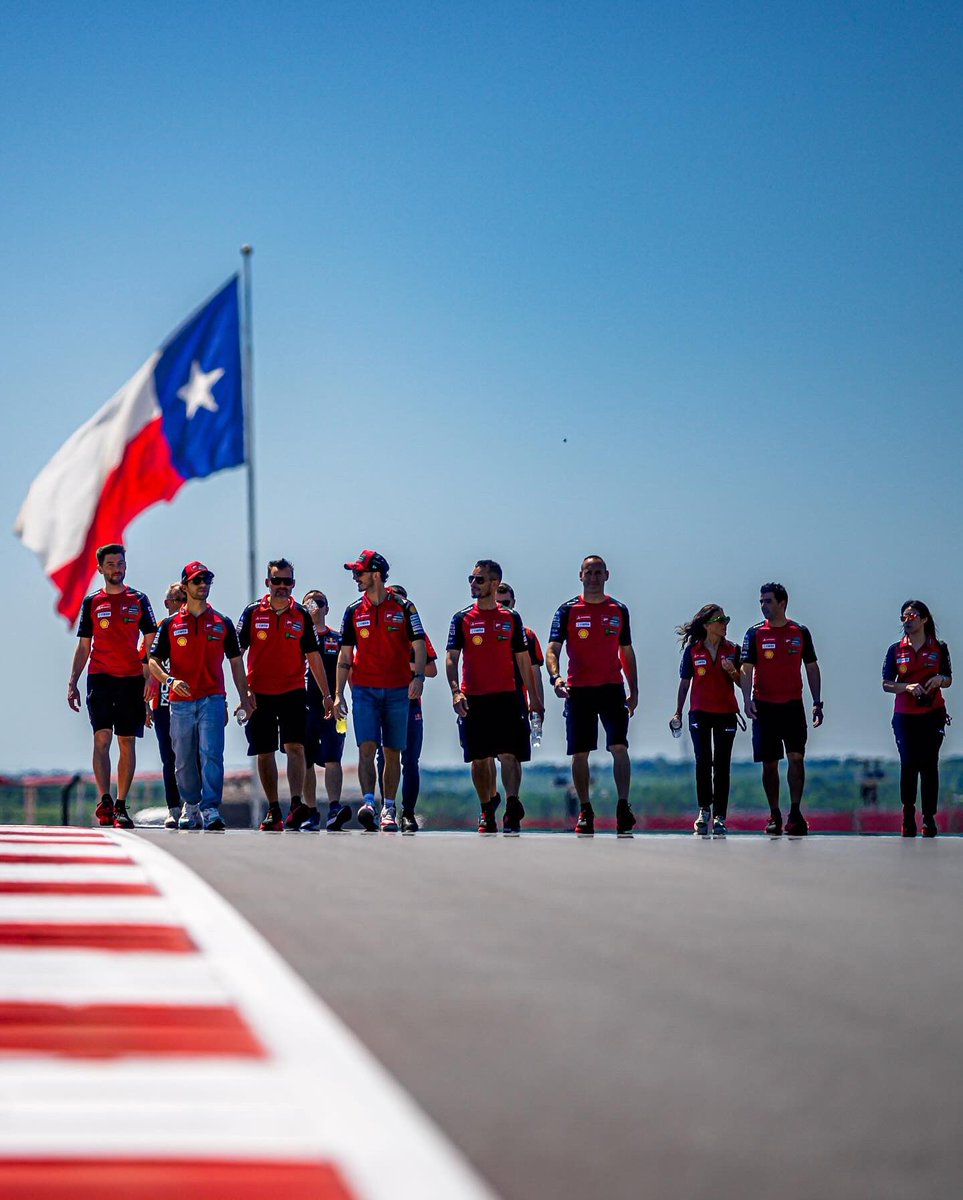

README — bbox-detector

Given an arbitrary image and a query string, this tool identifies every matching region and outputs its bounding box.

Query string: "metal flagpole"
[240,245,257,602]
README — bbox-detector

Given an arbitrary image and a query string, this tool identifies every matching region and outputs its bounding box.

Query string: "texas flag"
[15,277,244,623]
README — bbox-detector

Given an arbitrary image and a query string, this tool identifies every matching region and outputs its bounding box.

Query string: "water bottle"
[236,708,249,727]
[530,712,543,750]
[669,716,683,739]
[336,714,348,735]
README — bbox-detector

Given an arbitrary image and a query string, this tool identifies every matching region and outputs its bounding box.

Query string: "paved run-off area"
[142,830,963,1200]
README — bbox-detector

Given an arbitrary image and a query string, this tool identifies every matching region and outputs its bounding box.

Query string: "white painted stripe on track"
[0,829,497,1200]
[0,896,175,922]
[0,949,230,1004]
[0,864,151,883]
[0,842,131,858]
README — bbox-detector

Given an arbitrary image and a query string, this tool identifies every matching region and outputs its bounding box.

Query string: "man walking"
[68,543,156,829]
[740,582,823,836]
[546,555,638,836]
[447,560,542,835]
[238,559,334,832]
[148,561,253,831]
[334,550,427,832]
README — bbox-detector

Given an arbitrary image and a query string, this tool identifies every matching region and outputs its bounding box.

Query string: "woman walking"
[672,604,742,834]
[882,600,952,837]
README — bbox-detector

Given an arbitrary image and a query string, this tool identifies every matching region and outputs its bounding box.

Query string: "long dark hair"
[677,603,726,649]
[901,599,937,642]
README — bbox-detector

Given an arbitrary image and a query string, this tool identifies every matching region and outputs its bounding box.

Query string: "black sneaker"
[357,804,377,832]
[785,811,809,837]
[765,811,783,836]
[325,804,353,832]
[616,801,636,837]
[921,816,938,838]
[478,803,498,834]
[112,804,134,829]
[401,811,419,834]
[503,797,525,835]
[575,806,595,836]
[901,809,917,838]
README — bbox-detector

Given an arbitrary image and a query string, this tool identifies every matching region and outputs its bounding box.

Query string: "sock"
[384,798,396,809]
[580,802,594,812]
[362,792,375,807]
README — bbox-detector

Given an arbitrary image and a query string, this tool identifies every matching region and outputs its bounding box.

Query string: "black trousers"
[152,704,181,808]
[688,710,737,817]
[892,710,946,817]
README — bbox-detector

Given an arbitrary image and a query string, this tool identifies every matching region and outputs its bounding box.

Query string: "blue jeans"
[351,685,410,750]
[376,699,424,810]
[170,695,226,810]
[152,705,180,808]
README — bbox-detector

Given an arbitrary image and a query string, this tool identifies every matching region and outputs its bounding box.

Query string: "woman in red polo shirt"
[882,599,952,838]
[672,603,742,835]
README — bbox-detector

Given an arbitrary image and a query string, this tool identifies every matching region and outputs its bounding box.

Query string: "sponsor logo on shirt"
[177,637,188,646]
[360,628,370,638]
[356,618,371,629]
[472,635,483,645]
[578,629,590,639]
[469,625,485,635]
[99,619,109,628]
[257,631,268,640]
[575,618,592,629]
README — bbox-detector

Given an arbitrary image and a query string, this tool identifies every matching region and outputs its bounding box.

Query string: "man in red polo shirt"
[447,560,542,834]
[740,582,823,836]
[334,550,427,832]
[238,558,335,833]
[68,543,157,829]
[148,561,254,831]
[547,555,638,836]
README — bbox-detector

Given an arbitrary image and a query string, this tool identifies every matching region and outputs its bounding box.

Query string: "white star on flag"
[177,361,225,418]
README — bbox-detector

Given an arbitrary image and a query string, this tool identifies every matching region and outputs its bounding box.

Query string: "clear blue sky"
[2,1,961,773]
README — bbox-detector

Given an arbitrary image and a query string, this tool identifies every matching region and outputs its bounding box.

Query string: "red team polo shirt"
[237,597,317,694]
[549,595,632,688]
[149,605,242,701]
[883,636,952,715]
[680,639,741,713]
[77,587,157,678]
[741,620,816,703]
[447,604,527,695]
[340,593,426,689]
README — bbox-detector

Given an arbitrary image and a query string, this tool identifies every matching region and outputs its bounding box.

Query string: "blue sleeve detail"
[680,649,693,680]
[741,627,756,663]
[619,602,632,646]
[882,644,897,681]
[77,597,93,639]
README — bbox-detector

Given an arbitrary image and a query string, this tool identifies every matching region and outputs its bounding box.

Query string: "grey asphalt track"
[138,828,963,1200]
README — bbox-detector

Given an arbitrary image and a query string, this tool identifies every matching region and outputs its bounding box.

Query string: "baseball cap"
[344,549,389,576]
[181,560,213,582]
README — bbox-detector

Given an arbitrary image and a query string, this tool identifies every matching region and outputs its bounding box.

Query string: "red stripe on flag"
[0,1159,357,1199]
[0,854,134,865]
[0,882,158,896]
[0,924,196,951]
[50,416,185,622]
[0,1002,266,1058]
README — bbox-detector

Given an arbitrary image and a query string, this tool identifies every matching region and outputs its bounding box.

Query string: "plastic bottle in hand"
[236,708,249,727]
[530,712,543,749]
[669,716,683,739]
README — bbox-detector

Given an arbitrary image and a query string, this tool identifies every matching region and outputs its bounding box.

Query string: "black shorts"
[86,674,145,738]
[752,699,807,763]
[305,703,346,767]
[458,691,531,763]
[565,684,629,755]
[245,689,307,756]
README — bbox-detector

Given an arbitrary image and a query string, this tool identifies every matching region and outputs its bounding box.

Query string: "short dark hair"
[303,589,328,609]
[760,582,788,606]
[267,558,294,576]
[96,543,125,565]
[496,581,515,604]
[581,555,607,572]
[474,559,503,582]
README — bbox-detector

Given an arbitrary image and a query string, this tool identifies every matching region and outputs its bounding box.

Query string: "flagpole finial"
[241,244,253,256]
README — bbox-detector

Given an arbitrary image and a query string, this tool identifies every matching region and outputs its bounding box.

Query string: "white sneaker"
[712,815,727,835]
[694,808,710,834]
[178,803,202,830]
[380,805,398,832]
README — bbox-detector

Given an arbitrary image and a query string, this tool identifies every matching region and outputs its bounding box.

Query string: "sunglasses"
[352,569,371,579]
[708,615,730,624]
[269,576,295,586]
[468,575,489,584]
[902,611,920,621]
[188,573,214,584]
